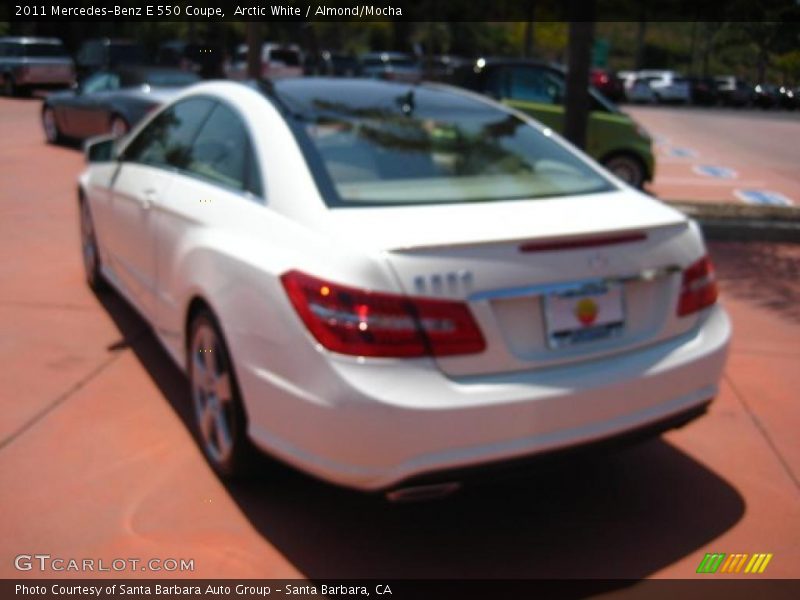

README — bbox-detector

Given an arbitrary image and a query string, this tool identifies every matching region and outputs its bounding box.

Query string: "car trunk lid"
[314,190,703,376]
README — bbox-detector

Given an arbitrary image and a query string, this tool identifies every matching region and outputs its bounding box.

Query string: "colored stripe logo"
[697,553,773,574]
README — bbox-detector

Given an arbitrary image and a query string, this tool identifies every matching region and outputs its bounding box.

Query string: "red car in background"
[591,68,625,102]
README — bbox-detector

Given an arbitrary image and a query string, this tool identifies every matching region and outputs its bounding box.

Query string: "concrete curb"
[664,200,800,244]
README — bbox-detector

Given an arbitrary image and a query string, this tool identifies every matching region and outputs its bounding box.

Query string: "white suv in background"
[637,70,690,103]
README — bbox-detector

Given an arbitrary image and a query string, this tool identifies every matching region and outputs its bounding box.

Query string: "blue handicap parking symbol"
[667,147,698,158]
[734,189,794,207]
[694,165,737,179]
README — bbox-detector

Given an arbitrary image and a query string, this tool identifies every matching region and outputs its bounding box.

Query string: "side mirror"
[84,134,118,163]
[71,80,82,94]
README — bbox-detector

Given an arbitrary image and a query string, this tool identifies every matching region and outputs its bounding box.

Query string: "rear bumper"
[242,305,730,492]
[392,398,711,490]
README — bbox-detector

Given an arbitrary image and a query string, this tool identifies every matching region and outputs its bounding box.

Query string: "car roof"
[82,38,140,46]
[471,57,559,69]
[0,37,64,44]
[361,51,414,59]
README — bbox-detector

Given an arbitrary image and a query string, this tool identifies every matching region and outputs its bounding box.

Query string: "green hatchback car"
[446,58,655,188]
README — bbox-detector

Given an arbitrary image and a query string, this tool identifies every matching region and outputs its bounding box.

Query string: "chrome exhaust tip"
[385,482,462,503]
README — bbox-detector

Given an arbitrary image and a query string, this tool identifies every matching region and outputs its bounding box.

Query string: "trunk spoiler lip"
[386,220,689,254]
[519,231,647,253]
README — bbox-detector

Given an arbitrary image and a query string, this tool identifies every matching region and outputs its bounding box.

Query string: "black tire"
[602,153,647,189]
[42,106,62,144]
[78,196,107,291]
[187,308,255,479]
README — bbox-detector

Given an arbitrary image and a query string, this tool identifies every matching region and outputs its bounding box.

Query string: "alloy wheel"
[190,321,236,466]
[110,116,128,137]
[604,155,645,189]
[43,108,59,143]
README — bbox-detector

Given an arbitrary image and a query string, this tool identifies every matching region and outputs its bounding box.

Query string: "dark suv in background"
[75,38,146,78]
[155,40,225,79]
[0,37,75,96]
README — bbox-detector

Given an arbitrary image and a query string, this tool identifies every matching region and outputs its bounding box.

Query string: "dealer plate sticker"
[544,283,625,348]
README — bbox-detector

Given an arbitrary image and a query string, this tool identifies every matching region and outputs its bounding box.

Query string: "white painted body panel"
[81,81,731,491]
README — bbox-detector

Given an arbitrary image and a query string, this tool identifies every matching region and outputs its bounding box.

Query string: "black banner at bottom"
[3,579,800,600]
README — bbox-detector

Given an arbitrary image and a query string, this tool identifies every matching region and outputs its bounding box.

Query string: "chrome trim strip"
[467,265,682,302]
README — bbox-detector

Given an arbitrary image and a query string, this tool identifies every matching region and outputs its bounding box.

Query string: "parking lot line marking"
[666,147,699,158]
[693,165,738,179]
[0,352,122,452]
[734,189,794,206]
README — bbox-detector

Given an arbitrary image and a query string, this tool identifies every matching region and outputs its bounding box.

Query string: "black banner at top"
[4,0,800,22]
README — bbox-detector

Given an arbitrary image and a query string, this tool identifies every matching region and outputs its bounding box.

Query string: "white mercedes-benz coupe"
[79,78,730,497]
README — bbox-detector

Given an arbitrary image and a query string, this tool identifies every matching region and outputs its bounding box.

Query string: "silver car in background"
[637,70,690,104]
[0,37,75,96]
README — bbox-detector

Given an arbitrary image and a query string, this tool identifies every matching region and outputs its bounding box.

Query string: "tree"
[521,1,537,57]
[564,9,594,150]
[246,22,262,79]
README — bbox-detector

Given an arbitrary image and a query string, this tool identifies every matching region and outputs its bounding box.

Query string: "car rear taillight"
[280,270,486,357]
[677,256,718,316]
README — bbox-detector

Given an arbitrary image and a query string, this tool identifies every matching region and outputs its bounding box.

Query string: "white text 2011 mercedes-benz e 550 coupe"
[79,78,730,495]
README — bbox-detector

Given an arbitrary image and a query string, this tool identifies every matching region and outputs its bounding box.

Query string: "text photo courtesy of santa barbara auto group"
[0,0,798,598]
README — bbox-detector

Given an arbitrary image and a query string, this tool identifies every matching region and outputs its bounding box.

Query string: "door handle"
[138,189,157,210]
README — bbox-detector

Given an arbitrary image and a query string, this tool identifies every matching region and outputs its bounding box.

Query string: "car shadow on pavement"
[711,242,800,323]
[94,285,746,584]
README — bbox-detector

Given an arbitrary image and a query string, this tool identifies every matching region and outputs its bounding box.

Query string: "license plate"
[543,282,625,348]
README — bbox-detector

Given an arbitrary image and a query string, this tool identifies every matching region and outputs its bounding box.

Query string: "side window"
[507,67,564,104]
[122,98,215,168]
[185,103,260,194]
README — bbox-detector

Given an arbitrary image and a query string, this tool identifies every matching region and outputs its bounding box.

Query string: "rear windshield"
[23,43,68,58]
[280,85,614,207]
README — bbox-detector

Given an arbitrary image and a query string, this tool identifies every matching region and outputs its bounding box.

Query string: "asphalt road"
[625,105,800,206]
[0,96,798,581]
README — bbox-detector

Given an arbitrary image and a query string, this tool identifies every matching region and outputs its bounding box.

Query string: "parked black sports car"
[41,67,199,143]
[687,76,719,106]
[752,83,780,109]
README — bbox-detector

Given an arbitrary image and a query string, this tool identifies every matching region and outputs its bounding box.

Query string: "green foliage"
[774,50,800,82]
